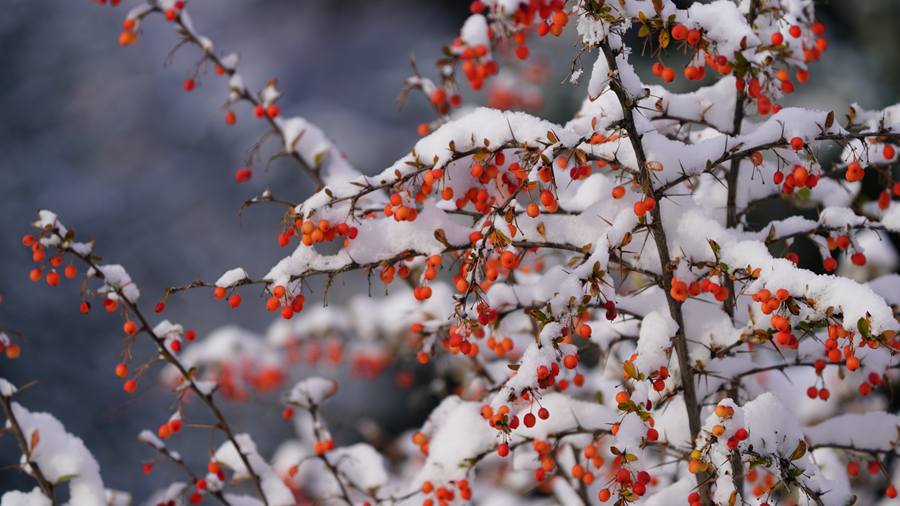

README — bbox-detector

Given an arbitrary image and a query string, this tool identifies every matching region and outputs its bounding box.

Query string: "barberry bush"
[4,0,900,505]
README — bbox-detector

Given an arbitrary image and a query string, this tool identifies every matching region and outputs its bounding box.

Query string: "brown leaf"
[30,429,40,451]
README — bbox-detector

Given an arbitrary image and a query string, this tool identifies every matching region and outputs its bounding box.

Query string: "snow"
[331,443,389,490]
[1,489,51,506]
[214,434,294,506]
[277,115,361,186]
[88,264,140,303]
[0,378,17,397]
[632,311,677,374]
[805,412,900,452]
[9,403,106,506]
[460,14,489,48]
[143,482,187,506]
[137,429,165,450]
[215,267,249,288]
[287,377,338,406]
[725,239,899,335]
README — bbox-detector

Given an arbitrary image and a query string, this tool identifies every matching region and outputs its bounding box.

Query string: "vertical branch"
[0,394,57,505]
[724,2,760,499]
[598,40,711,503]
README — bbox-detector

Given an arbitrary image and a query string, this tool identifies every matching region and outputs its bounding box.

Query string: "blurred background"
[1,0,898,500]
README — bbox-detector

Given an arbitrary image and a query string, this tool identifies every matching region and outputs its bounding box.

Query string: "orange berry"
[845,161,864,182]
[45,270,60,286]
[118,30,138,46]
[661,67,675,83]
[578,324,592,338]
[5,344,21,360]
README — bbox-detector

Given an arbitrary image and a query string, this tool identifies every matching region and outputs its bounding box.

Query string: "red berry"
[234,167,253,183]
[515,45,529,60]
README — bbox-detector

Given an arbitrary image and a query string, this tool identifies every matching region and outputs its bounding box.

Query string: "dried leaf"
[789,440,807,460]
[658,30,670,48]
[30,429,39,451]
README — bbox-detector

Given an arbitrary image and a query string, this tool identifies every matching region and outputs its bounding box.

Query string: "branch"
[142,438,233,506]
[0,392,57,504]
[126,2,326,189]
[49,230,272,506]
[657,130,900,195]
[598,37,712,504]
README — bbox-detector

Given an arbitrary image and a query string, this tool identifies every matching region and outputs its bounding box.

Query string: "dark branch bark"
[598,39,712,505]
